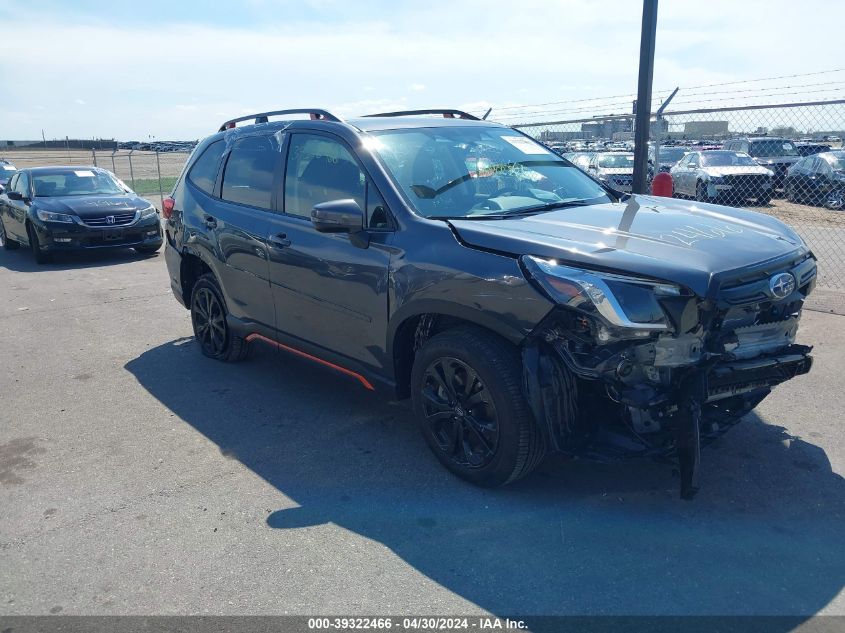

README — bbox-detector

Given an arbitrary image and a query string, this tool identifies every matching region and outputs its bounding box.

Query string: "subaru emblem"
[106,215,115,224]
[769,272,795,300]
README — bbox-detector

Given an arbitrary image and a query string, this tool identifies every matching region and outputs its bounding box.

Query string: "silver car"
[670,150,774,206]
[587,152,634,192]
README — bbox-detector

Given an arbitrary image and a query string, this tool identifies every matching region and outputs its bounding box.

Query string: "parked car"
[670,150,774,205]
[785,150,845,210]
[795,143,831,157]
[648,145,689,180]
[0,166,162,263]
[587,152,634,192]
[561,151,594,172]
[0,160,16,190]
[163,107,814,499]
[721,137,800,191]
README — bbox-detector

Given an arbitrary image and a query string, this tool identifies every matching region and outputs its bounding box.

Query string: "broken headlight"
[521,255,682,337]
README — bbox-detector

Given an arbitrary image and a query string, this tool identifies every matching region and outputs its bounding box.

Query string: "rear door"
[5,171,31,241]
[182,134,278,330]
[266,131,393,368]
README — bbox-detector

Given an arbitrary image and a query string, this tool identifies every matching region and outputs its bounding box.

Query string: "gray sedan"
[670,150,774,206]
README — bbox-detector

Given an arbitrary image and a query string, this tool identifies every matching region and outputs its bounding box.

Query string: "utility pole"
[632,0,658,194]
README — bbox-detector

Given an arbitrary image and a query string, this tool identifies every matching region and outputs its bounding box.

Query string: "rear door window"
[221,135,280,210]
[187,140,225,196]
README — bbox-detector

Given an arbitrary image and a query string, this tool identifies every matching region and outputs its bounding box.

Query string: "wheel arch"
[389,301,527,400]
[178,248,215,306]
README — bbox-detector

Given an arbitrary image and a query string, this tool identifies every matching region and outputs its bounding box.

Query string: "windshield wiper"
[453,199,595,220]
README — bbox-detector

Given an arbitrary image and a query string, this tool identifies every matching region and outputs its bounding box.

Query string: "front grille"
[722,174,769,190]
[80,211,137,227]
[718,256,816,306]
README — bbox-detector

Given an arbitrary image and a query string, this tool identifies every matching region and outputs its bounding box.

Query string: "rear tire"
[190,273,250,362]
[757,194,772,206]
[411,326,545,487]
[0,218,20,250]
[27,224,51,264]
[785,183,797,203]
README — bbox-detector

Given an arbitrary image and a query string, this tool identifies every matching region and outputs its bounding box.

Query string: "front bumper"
[32,216,163,251]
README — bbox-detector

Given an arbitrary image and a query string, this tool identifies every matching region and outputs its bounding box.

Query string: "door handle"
[269,232,291,248]
[204,215,217,228]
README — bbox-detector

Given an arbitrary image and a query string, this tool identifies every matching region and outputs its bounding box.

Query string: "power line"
[492,68,845,114]
[493,83,845,122]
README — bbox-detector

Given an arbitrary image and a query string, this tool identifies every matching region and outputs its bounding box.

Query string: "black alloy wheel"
[420,356,499,469]
[189,273,250,362]
[192,285,227,357]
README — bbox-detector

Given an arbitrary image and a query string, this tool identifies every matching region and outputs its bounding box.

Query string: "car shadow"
[125,338,845,619]
[0,246,158,272]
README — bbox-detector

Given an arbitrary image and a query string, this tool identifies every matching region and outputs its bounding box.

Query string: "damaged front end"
[520,253,815,499]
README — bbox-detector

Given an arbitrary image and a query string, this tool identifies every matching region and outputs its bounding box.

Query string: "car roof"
[26,166,105,174]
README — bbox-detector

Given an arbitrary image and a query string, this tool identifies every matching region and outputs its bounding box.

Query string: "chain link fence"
[0,148,191,208]
[511,99,845,312]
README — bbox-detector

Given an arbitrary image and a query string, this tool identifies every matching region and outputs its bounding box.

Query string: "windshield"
[655,147,687,162]
[32,169,126,197]
[748,140,798,157]
[700,151,758,167]
[822,151,845,171]
[367,127,612,219]
[597,154,634,169]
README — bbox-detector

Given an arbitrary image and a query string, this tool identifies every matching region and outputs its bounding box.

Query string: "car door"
[0,172,19,239]
[266,131,393,368]
[5,171,31,242]
[674,154,693,195]
[202,134,279,329]
[813,156,837,203]
[790,157,812,199]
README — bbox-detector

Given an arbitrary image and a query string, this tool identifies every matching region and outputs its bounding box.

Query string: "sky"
[0,0,844,140]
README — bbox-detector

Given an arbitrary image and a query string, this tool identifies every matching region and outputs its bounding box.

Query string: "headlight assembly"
[521,255,683,335]
[140,205,158,219]
[36,210,75,223]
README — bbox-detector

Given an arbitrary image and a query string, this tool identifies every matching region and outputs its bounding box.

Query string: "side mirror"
[6,190,23,201]
[311,199,369,248]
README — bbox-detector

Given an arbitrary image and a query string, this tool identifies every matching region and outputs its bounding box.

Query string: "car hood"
[753,156,800,165]
[597,168,634,176]
[702,165,772,177]
[448,195,807,297]
[34,194,152,218]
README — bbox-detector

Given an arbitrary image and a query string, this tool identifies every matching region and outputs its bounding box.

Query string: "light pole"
[632,0,658,194]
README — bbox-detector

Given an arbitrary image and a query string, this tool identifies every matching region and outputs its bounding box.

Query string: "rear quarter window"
[187,140,225,196]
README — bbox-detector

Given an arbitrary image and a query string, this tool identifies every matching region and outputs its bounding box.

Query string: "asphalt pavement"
[1,245,844,620]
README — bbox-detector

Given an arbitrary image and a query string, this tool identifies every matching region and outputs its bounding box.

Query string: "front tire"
[0,218,20,250]
[695,180,709,203]
[411,326,545,487]
[190,273,250,362]
[27,224,51,264]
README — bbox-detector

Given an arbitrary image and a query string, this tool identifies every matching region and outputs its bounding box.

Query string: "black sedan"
[785,150,845,210]
[0,166,163,263]
[0,160,16,189]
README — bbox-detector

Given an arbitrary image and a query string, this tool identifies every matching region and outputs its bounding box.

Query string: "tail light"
[162,196,175,219]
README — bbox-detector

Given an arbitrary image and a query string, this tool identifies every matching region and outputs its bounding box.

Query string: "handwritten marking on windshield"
[659,224,744,246]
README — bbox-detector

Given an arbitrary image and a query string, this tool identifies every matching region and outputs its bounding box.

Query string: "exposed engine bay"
[521,252,816,499]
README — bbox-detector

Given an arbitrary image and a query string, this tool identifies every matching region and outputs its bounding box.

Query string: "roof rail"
[218,109,342,132]
[361,109,481,121]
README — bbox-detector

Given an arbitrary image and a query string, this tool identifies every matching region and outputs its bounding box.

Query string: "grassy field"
[129,176,179,195]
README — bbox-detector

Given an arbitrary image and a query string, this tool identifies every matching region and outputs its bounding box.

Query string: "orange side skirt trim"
[245,333,376,391]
